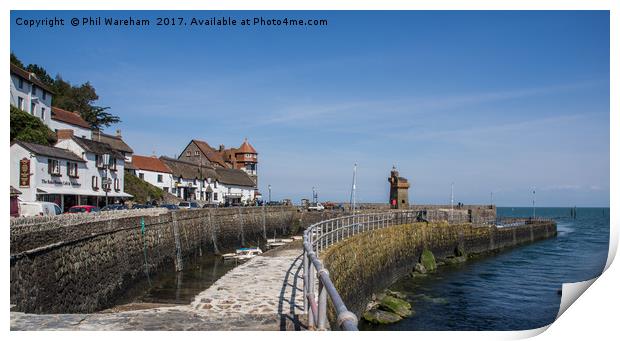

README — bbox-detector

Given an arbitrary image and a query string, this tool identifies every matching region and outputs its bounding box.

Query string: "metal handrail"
[302,210,421,330]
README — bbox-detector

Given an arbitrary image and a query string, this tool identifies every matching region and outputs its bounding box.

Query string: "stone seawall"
[10,207,344,314]
[320,221,556,322]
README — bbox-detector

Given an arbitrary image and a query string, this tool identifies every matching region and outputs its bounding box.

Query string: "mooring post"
[208,210,220,255]
[172,211,183,272]
[238,207,246,246]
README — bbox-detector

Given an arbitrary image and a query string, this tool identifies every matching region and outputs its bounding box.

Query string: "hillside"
[123,170,165,204]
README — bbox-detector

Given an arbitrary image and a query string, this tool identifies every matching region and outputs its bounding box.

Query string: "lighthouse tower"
[388,166,410,209]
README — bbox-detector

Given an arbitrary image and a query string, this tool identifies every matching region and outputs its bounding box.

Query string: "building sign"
[19,158,30,187]
[42,179,81,186]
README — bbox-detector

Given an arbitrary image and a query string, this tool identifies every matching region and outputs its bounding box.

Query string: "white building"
[48,107,93,139]
[214,168,256,205]
[54,130,132,206]
[10,64,54,126]
[131,155,174,193]
[11,140,88,211]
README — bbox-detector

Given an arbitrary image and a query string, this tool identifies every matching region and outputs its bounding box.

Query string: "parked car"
[307,202,325,212]
[202,203,219,208]
[101,204,128,211]
[18,201,62,217]
[159,204,180,210]
[67,205,100,214]
[178,201,200,209]
[132,204,154,209]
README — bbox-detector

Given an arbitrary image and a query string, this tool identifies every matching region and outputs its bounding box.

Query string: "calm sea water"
[360,207,610,331]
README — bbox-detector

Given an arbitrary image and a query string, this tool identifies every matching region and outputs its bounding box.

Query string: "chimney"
[116,129,122,138]
[219,144,225,152]
[57,129,74,140]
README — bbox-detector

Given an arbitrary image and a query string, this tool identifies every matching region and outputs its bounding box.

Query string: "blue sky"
[10,11,610,206]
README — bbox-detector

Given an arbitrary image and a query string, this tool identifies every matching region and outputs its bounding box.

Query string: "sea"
[360,207,610,331]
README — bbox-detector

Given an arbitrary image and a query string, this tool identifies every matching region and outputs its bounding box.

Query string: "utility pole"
[350,163,357,214]
[533,187,536,219]
[268,184,272,203]
[450,182,454,222]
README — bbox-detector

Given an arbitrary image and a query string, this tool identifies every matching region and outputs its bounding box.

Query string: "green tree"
[25,64,54,87]
[10,52,24,69]
[10,106,57,145]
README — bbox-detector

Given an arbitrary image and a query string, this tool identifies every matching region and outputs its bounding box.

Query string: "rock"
[444,255,467,265]
[379,295,412,318]
[420,249,437,271]
[414,262,427,274]
[385,289,407,300]
[455,244,465,257]
[362,309,403,324]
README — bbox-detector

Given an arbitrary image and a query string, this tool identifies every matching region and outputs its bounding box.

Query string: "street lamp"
[102,153,110,206]
[268,184,272,203]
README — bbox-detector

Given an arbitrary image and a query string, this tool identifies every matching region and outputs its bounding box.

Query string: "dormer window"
[32,85,37,95]
[109,157,117,171]
[18,78,23,89]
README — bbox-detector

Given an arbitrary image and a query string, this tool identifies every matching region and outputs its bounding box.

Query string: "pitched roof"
[10,64,55,94]
[236,138,257,154]
[215,168,256,187]
[12,140,85,162]
[132,155,172,173]
[72,136,124,158]
[51,107,91,129]
[92,130,134,154]
[160,156,218,180]
[190,140,229,168]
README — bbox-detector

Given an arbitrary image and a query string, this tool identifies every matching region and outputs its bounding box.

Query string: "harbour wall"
[320,220,557,322]
[10,206,344,314]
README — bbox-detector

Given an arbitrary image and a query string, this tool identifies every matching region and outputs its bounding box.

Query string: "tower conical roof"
[237,138,257,154]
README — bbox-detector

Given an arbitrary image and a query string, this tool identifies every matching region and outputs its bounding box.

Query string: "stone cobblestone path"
[10,243,307,331]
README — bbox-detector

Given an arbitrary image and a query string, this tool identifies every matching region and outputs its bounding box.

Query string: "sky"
[10,10,610,206]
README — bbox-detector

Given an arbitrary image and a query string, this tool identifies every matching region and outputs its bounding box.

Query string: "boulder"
[420,249,437,271]
[379,295,412,318]
[444,255,467,265]
[362,308,402,324]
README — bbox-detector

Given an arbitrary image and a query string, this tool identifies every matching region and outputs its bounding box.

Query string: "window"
[47,159,60,176]
[32,85,36,95]
[30,102,36,114]
[102,177,110,191]
[67,162,78,177]
[214,193,218,201]
[186,151,191,157]
[18,78,23,89]
[17,97,24,110]
[172,187,176,194]
[214,181,218,189]
[92,176,99,190]
[109,157,117,170]
[114,178,120,192]
[96,155,104,168]
[163,187,169,193]
[157,174,163,183]
[42,91,47,100]
[194,151,199,156]
[139,173,144,180]
[41,108,46,121]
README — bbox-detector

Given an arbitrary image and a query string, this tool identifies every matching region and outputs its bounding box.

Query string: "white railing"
[302,210,421,330]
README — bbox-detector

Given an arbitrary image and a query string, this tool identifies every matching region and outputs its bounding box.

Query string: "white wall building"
[11,140,89,211]
[48,107,93,139]
[55,130,131,206]
[131,155,174,193]
[10,64,54,126]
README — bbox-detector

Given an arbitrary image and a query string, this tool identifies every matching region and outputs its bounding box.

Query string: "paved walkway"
[10,243,307,331]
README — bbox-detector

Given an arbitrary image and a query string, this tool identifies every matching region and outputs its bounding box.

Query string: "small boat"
[266,238,295,249]
[222,247,263,261]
